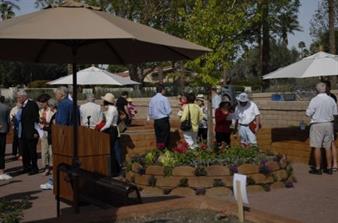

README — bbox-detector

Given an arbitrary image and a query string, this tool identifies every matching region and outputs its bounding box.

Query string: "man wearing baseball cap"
[234,92,261,147]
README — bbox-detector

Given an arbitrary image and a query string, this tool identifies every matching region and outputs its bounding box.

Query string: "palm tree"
[328,0,336,88]
[328,0,336,54]
[0,0,19,21]
[276,12,302,46]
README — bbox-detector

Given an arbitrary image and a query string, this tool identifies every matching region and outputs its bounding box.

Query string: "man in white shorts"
[306,82,338,175]
[234,92,261,147]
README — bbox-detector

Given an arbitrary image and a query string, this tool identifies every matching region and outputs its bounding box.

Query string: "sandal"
[332,167,337,172]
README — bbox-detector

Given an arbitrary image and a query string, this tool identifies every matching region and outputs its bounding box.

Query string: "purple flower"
[230,165,238,174]
[285,181,294,188]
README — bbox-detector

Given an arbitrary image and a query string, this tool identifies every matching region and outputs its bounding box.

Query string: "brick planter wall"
[127,161,294,197]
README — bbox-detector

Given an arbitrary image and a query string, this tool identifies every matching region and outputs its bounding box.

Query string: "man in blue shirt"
[148,85,172,149]
[54,87,74,126]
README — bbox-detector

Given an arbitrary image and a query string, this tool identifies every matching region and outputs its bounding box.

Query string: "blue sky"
[15,0,320,49]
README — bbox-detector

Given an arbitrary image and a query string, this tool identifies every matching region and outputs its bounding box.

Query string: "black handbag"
[180,104,192,131]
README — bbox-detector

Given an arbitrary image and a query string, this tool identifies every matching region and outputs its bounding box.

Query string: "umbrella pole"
[72,58,80,213]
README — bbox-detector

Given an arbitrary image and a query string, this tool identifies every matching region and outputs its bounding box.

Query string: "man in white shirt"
[148,85,172,149]
[306,82,338,175]
[80,94,102,129]
[234,92,260,147]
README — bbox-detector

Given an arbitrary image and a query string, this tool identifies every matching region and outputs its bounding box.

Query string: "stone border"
[127,160,295,196]
[40,197,302,223]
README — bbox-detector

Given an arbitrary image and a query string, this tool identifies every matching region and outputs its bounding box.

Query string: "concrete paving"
[1,144,338,223]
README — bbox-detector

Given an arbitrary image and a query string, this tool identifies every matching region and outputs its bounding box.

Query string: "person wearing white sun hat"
[234,92,261,147]
[100,93,122,176]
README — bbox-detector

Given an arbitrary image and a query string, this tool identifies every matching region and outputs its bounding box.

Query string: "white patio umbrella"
[263,51,338,79]
[48,66,140,86]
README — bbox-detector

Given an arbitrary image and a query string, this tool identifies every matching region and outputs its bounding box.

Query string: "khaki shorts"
[310,122,334,150]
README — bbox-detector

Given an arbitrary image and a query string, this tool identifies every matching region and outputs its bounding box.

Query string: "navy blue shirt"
[55,98,74,126]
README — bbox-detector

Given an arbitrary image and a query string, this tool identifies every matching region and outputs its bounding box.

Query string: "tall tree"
[247,0,300,82]
[35,0,63,8]
[181,0,256,147]
[328,0,336,87]
[329,0,336,54]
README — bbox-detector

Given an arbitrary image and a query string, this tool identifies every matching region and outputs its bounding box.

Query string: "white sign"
[233,173,249,205]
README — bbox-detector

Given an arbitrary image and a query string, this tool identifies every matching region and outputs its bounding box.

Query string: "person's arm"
[55,102,67,125]
[5,108,10,133]
[253,103,261,133]
[148,99,153,119]
[100,108,113,131]
[33,102,40,123]
[233,108,239,134]
[180,105,188,122]
[123,104,130,117]
[215,109,223,124]
[163,97,172,116]
[333,100,338,116]
[305,100,315,117]
[199,106,203,122]
[79,106,86,126]
[255,115,261,133]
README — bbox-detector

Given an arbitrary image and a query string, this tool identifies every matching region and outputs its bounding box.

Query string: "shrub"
[129,145,279,173]
[194,166,207,176]
[178,178,189,187]
[0,198,29,223]
[213,179,225,187]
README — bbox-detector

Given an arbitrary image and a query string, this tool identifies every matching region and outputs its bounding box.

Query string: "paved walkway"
[1,144,338,223]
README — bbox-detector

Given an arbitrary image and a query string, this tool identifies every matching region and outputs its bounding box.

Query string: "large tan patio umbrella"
[0,0,210,212]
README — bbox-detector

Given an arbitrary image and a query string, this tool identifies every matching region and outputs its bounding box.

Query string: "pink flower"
[173,140,189,153]
[200,144,207,150]
[157,143,165,150]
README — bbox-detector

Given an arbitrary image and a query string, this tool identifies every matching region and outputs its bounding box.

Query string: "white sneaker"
[0,173,13,180]
[40,182,53,190]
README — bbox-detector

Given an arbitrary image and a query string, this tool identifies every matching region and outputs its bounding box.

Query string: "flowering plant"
[259,160,272,175]
[156,143,165,150]
[173,140,189,153]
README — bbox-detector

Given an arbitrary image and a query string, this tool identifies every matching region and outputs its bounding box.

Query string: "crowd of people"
[0,87,137,189]
[1,81,334,188]
[148,85,261,150]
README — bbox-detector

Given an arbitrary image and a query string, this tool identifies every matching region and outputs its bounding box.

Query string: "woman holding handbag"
[180,93,203,148]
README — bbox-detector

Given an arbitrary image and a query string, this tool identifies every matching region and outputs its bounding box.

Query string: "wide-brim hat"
[196,94,205,101]
[236,92,249,102]
[127,97,133,102]
[101,93,115,104]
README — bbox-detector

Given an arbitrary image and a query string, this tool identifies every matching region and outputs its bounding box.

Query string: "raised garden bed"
[126,142,295,196]
[116,208,253,223]
[42,197,302,223]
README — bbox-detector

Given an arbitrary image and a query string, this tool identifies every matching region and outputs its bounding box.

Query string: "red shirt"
[215,108,232,133]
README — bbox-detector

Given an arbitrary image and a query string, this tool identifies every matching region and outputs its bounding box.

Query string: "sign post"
[233,173,248,223]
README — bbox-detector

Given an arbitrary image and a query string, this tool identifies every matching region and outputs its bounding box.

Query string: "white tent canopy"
[263,51,338,79]
[48,66,140,86]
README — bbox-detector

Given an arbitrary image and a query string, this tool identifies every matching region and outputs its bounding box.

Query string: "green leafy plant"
[247,177,255,185]
[129,145,276,172]
[213,179,225,187]
[163,166,173,176]
[0,198,29,223]
[144,150,160,166]
[148,176,157,187]
[178,178,189,187]
[194,166,207,176]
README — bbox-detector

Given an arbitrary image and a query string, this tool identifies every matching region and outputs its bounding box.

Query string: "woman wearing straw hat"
[99,93,121,176]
